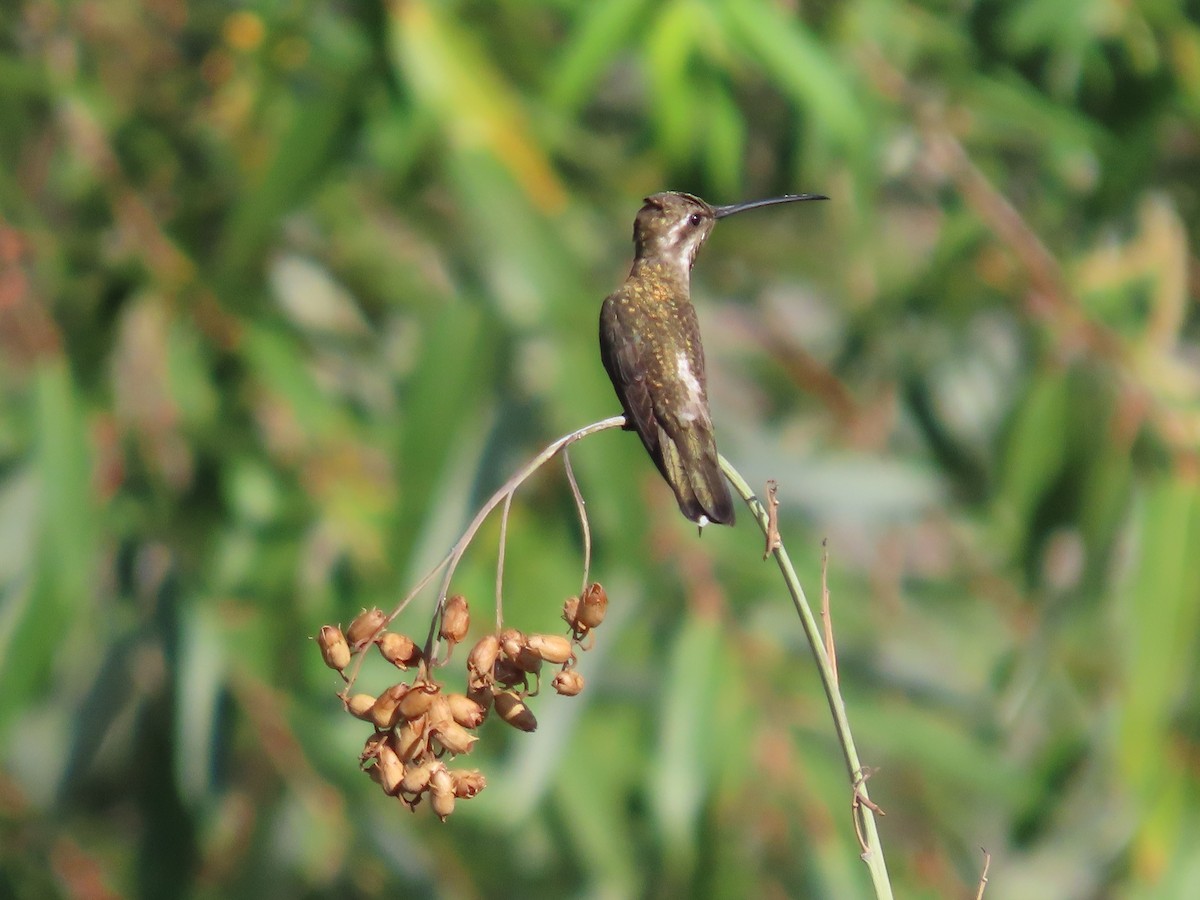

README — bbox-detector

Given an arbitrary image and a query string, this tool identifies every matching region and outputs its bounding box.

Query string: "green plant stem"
[720,456,894,900]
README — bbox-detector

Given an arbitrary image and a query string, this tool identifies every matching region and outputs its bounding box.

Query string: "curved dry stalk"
[495,491,514,630]
[562,447,592,594]
[341,417,624,692]
[407,416,626,667]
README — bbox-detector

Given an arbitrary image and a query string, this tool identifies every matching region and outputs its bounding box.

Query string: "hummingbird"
[599,190,826,526]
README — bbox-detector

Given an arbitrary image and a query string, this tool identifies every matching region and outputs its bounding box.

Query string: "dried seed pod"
[400,758,438,795]
[397,682,439,720]
[467,635,500,690]
[430,765,456,821]
[317,625,351,672]
[372,683,409,731]
[439,595,470,645]
[346,607,387,646]
[578,583,608,629]
[492,658,528,688]
[426,695,453,731]
[378,632,422,669]
[552,669,585,696]
[392,716,427,762]
[526,633,573,665]
[451,769,486,799]
[498,628,526,661]
[432,721,478,756]
[445,693,486,728]
[513,648,543,674]
[466,685,493,714]
[346,693,377,721]
[360,731,389,763]
[562,595,581,627]
[498,628,542,673]
[429,763,454,793]
[493,690,537,732]
[377,744,405,795]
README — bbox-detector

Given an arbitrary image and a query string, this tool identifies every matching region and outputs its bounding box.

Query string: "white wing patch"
[675,350,706,423]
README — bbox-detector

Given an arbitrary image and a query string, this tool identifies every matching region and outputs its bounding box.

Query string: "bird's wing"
[640,302,733,524]
[600,291,733,524]
[653,301,713,432]
[599,293,660,453]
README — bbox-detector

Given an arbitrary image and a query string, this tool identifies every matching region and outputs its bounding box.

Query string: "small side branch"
[975,848,991,900]
[495,492,514,630]
[563,447,593,595]
[821,540,838,688]
[852,766,885,856]
[762,479,782,559]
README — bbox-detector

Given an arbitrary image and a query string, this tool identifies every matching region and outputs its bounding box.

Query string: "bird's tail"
[657,426,735,526]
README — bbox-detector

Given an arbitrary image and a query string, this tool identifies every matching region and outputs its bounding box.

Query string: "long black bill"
[711,193,828,218]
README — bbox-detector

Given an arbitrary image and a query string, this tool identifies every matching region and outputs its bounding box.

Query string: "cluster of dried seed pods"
[316,584,609,820]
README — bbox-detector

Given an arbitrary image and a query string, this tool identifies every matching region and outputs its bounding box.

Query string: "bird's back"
[599,275,735,525]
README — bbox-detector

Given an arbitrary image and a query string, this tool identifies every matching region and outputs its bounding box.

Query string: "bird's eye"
[688,213,702,227]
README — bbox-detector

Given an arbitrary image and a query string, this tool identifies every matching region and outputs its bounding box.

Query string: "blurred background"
[2,0,1199,897]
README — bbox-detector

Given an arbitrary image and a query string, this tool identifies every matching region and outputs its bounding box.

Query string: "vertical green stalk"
[720,457,894,899]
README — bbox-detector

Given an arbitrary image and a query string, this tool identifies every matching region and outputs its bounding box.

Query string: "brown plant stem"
[415,416,625,667]
[563,447,593,595]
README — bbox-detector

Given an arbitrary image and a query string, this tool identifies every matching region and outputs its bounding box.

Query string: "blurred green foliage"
[2,0,1199,897]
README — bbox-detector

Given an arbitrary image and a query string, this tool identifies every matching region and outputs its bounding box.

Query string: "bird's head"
[632,190,827,273]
